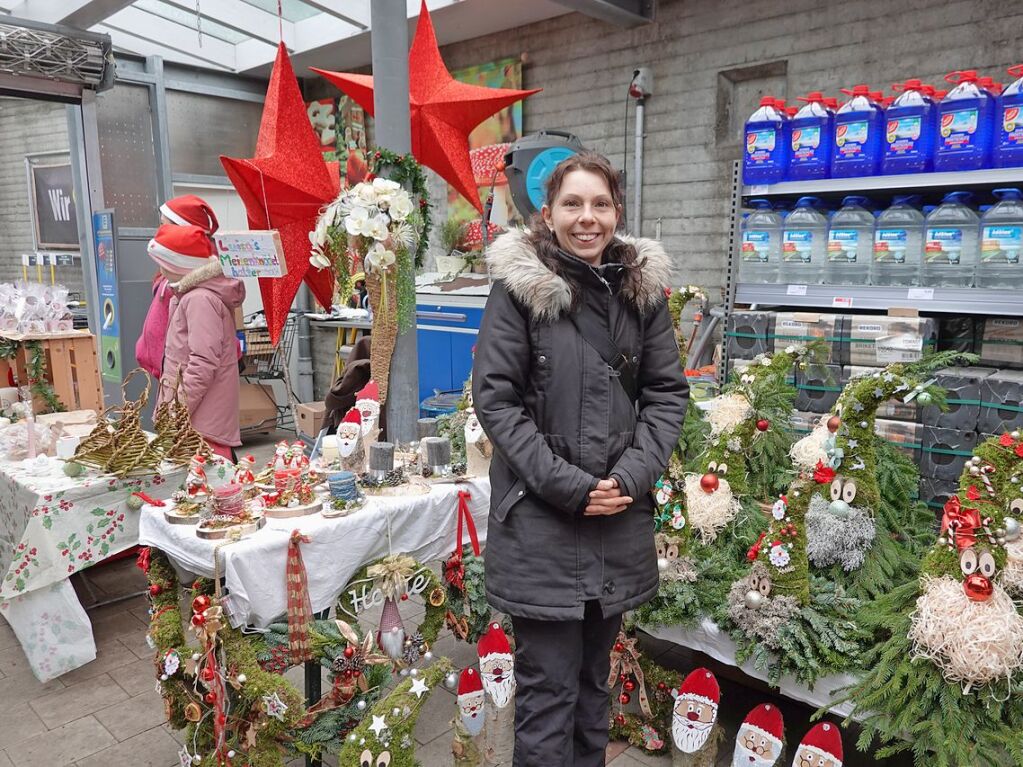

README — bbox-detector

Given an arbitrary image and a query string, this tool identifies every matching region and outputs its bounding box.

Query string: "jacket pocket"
[493,477,527,523]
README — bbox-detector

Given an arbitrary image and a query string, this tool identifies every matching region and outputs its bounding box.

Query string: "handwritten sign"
[214,230,288,279]
[341,568,432,619]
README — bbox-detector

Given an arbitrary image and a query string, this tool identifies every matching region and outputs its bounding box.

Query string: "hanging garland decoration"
[606,633,683,755]
[444,545,491,643]
[337,555,447,661]
[0,338,65,414]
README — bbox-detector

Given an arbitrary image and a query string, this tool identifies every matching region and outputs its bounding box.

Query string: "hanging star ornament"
[312,0,540,212]
[221,42,339,345]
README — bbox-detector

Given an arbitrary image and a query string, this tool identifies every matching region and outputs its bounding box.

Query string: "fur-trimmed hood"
[172,259,245,308]
[485,229,673,322]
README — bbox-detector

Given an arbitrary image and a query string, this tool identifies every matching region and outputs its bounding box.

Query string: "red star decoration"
[221,43,338,345]
[312,0,540,212]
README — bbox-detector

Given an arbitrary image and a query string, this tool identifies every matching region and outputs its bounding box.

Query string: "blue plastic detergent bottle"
[934,70,995,171]
[831,85,884,178]
[882,79,935,174]
[788,92,833,180]
[995,64,1023,168]
[743,96,789,184]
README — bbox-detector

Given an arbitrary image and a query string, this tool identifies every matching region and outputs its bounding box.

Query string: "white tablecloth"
[139,478,491,627]
[0,457,185,680]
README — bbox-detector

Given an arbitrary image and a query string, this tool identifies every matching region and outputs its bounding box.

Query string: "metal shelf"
[735,282,1023,316]
[742,167,1023,199]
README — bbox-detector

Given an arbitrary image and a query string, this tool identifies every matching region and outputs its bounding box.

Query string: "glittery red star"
[221,43,338,345]
[312,0,540,212]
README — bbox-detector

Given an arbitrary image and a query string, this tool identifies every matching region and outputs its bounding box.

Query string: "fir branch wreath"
[443,545,492,644]
[607,641,684,754]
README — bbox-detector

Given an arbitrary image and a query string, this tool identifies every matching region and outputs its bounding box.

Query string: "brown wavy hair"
[525,151,643,297]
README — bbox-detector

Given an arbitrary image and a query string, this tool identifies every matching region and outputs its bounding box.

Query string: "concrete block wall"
[0,96,85,297]
[436,0,1023,302]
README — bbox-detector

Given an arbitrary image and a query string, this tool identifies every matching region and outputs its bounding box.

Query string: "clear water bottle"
[826,196,874,285]
[872,195,924,286]
[740,199,782,283]
[781,197,828,285]
[923,191,979,287]
[977,188,1023,288]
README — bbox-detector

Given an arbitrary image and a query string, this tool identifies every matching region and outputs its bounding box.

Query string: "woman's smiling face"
[542,169,621,264]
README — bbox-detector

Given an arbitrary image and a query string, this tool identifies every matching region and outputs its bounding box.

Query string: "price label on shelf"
[786,284,808,296]
[832,296,854,309]
[748,185,769,195]
[906,287,934,301]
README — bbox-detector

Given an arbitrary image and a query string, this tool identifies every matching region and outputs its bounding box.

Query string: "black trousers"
[510,601,623,767]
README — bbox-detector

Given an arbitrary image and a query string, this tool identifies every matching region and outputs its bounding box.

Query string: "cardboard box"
[979,318,1023,368]
[772,312,847,364]
[920,425,979,481]
[727,311,774,360]
[875,418,923,462]
[843,365,920,422]
[239,382,278,431]
[846,315,936,367]
[979,369,1023,434]
[920,366,996,432]
[795,362,842,414]
[296,401,327,438]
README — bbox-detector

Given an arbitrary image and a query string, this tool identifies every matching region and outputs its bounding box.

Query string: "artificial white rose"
[354,182,378,207]
[372,177,401,197]
[389,191,413,221]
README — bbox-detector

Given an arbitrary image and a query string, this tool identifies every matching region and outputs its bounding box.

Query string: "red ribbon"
[941,496,982,550]
[133,491,165,507]
[136,546,151,574]
[286,530,313,664]
[455,490,480,557]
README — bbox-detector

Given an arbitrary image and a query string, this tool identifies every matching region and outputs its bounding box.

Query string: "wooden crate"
[0,331,103,414]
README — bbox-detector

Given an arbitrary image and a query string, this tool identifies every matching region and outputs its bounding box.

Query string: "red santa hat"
[458,667,483,697]
[148,224,216,275]
[677,668,719,709]
[340,407,362,429]
[160,194,219,234]
[477,622,512,659]
[739,703,784,747]
[241,454,255,464]
[797,722,843,765]
[356,380,379,403]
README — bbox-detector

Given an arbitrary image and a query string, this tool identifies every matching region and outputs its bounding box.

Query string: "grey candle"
[417,417,439,440]
[422,436,451,469]
[368,441,395,477]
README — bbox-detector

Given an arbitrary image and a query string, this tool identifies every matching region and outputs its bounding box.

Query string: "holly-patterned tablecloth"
[0,457,184,681]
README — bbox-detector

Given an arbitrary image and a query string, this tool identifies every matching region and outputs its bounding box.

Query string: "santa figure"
[233,454,256,488]
[290,440,309,471]
[464,410,492,478]
[791,722,842,767]
[335,408,365,473]
[355,380,381,442]
[184,454,208,498]
[477,622,514,708]
[731,703,785,767]
[272,440,289,470]
[672,667,720,753]
[457,667,486,737]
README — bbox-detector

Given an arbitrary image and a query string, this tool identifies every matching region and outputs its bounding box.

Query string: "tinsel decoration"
[286,529,314,664]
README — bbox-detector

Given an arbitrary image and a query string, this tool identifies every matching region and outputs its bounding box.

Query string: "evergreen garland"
[444,547,492,643]
[0,339,65,414]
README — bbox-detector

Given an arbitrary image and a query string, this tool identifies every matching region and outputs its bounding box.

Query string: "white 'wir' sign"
[341,568,432,619]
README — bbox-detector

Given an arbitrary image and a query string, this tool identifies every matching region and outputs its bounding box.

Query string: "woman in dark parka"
[472,152,689,766]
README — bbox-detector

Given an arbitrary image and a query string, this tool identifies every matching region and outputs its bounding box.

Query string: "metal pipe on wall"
[633,95,645,236]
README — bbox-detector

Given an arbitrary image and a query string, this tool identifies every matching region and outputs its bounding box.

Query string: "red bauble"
[618,692,631,705]
[401,593,409,601]
[204,691,217,705]
[623,680,636,692]
[756,418,770,432]
[148,584,162,596]
[615,714,626,726]
[657,681,668,691]
[700,473,720,493]
[191,613,206,628]
[343,646,355,658]
[201,667,216,682]
[192,595,211,614]
[964,574,994,602]
[827,415,841,433]
[613,642,624,653]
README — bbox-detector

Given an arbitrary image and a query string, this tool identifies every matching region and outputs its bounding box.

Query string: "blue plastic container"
[743,96,789,184]
[882,79,935,174]
[995,64,1023,168]
[788,92,833,180]
[934,70,995,171]
[831,85,884,178]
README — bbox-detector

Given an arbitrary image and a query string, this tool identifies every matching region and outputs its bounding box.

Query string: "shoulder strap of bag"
[568,308,638,403]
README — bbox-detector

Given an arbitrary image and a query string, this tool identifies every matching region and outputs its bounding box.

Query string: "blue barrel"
[420,391,463,419]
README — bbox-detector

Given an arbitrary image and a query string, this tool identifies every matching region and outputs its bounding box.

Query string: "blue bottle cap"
[941,191,974,205]
[892,195,922,207]
[748,198,774,209]
[841,195,871,208]
[993,188,1023,201]
[794,196,822,208]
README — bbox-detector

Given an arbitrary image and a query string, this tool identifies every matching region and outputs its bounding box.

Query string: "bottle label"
[1002,106,1023,146]
[741,230,772,262]
[981,225,1023,264]
[782,230,814,263]
[835,121,869,157]
[940,108,979,149]
[925,228,964,264]
[791,125,821,161]
[886,116,922,153]
[874,229,908,263]
[827,229,859,262]
[745,129,777,164]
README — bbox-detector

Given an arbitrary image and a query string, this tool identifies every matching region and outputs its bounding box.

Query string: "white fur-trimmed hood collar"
[485,229,674,322]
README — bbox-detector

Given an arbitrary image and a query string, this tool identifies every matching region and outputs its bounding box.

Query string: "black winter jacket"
[472,230,689,620]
